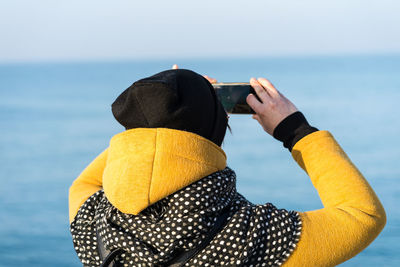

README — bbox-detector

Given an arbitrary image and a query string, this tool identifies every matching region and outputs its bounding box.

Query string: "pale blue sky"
[1,0,399,63]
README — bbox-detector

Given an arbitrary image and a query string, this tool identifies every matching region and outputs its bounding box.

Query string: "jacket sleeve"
[69,148,108,223]
[283,131,386,267]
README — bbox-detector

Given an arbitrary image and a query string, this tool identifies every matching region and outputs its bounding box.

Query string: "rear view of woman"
[69,68,386,266]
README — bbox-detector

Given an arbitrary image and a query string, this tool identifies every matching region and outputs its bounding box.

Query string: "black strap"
[100,248,124,267]
[97,226,123,267]
[97,207,231,267]
[164,207,231,267]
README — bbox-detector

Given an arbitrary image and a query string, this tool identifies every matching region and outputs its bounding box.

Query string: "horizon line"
[1,51,399,66]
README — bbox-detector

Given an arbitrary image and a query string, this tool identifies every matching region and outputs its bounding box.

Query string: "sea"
[0,55,399,266]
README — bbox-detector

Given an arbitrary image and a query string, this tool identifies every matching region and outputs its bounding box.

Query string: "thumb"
[246,94,262,114]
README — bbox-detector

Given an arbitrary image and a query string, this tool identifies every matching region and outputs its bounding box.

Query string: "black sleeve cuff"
[272,111,318,152]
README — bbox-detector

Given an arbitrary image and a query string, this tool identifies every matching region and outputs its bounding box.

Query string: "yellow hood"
[102,128,227,215]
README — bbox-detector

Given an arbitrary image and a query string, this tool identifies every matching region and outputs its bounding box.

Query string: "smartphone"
[213,83,258,114]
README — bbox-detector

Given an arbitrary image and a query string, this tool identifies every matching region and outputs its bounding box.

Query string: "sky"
[1,0,400,63]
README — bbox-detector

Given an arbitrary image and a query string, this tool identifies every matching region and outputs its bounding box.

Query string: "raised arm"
[69,148,108,223]
[247,78,386,266]
[284,130,385,266]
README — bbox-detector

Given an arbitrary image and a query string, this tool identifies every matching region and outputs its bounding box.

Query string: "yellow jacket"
[69,129,386,266]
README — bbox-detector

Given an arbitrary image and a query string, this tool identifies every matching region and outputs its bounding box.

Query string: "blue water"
[1,55,399,266]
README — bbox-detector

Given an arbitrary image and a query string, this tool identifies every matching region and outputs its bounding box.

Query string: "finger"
[246,93,262,114]
[252,114,262,124]
[250,78,270,102]
[172,64,179,69]
[257,78,279,97]
[203,75,218,84]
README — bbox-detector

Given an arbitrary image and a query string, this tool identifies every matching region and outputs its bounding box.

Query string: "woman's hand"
[172,64,218,84]
[246,77,298,136]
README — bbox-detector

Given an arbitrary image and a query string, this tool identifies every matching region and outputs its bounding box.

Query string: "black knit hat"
[111,69,228,146]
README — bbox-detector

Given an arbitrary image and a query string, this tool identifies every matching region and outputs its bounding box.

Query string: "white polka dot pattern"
[71,167,301,266]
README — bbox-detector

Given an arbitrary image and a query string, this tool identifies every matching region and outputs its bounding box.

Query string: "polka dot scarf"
[71,167,302,266]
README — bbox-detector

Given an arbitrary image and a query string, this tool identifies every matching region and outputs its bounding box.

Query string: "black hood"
[111,69,228,146]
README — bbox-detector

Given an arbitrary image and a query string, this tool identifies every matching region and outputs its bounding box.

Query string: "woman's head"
[111,69,228,146]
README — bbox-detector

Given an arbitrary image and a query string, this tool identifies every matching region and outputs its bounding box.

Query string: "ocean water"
[0,55,399,266]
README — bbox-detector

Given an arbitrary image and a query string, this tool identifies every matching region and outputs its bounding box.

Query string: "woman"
[69,67,386,266]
